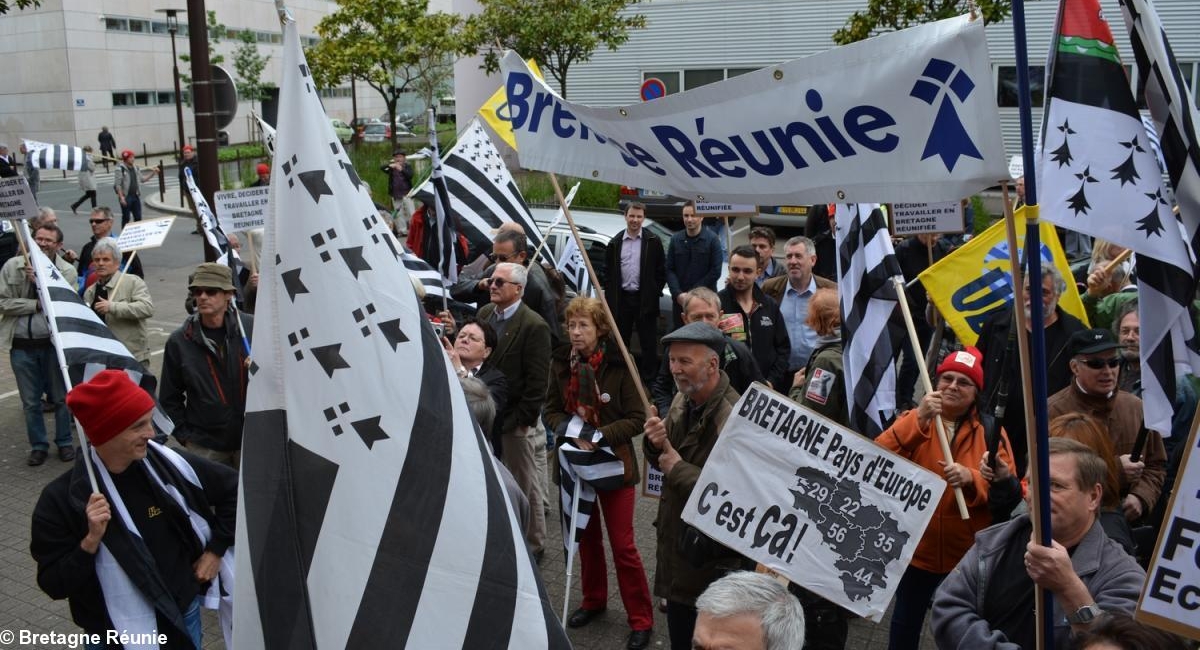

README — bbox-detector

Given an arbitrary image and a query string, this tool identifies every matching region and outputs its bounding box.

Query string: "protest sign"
[642,460,663,499]
[696,202,757,217]
[115,217,175,251]
[891,201,965,236]
[0,177,38,223]
[215,187,270,232]
[681,384,945,621]
[1136,424,1200,641]
[501,15,1006,205]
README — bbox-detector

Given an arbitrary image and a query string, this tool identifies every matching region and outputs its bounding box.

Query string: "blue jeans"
[183,596,203,648]
[121,193,143,227]
[11,347,72,450]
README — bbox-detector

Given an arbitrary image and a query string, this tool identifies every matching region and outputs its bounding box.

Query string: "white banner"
[696,202,758,217]
[215,187,271,232]
[115,217,175,251]
[0,177,38,222]
[1137,427,1200,640]
[681,384,945,621]
[891,201,964,235]
[501,15,1005,205]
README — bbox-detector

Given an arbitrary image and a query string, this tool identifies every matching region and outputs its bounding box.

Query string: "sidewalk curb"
[145,197,194,217]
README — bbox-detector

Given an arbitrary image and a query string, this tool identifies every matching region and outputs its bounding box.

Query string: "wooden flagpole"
[108,250,137,296]
[547,173,651,414]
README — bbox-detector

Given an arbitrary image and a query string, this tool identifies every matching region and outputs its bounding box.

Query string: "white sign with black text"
[681,384,945,621]
[115,217,175,251]
[891,201,964,236]
[0,177,39,224]
[695,202,758,217]
[215,187,271,232]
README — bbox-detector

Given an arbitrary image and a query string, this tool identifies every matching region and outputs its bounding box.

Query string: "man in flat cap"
[31,369,238,648]
[1048,328,1166,524]
[644,321,749,650]
[160,263,253,469]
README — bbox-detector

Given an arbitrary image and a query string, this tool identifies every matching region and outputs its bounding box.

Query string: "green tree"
[833,0,1010,44]
[306,0,472,147]
[233,30,272,111]
[179,10,227,91]
[0,0,40,14]
[469,0,646,99]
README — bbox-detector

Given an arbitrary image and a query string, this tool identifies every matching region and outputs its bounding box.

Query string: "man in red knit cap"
[30,369,237,648]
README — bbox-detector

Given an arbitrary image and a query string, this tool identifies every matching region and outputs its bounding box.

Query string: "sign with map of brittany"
[681,383,945,621]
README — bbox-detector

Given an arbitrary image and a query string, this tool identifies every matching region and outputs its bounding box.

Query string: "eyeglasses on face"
[89,219,111,225]
[488,277,519,288]
[937,375,976,388]
[190,287,224,297]
[489,252,516,263]
[1078,357,1121,369]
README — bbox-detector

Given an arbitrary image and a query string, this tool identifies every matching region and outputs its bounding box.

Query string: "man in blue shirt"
[763,236,836,386]
[666,201,722,329]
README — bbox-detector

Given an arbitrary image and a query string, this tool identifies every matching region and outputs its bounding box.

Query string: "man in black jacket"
[31,369,237,649]
[605,201,666,380]
[160,264,253,470]
[718,245,790,389]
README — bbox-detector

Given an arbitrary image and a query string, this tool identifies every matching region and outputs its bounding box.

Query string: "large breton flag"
[24,237,173,435]
[556,416,626,553]
[232,11,569,649]
[556,235,594,298]
[22,139,88,171]
[414,118,542,254]
[1040,0,1200,437]
[835,204,901,438]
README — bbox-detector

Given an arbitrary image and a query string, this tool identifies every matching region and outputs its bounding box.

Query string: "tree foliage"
[469,0,646,99]
[0,0,40,14]
[833,0,1010,44]
[233,30,272,107]
[307,0,472,145]
[179,10,227,91]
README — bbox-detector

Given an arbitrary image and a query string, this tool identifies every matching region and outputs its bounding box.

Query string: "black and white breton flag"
[184,167,247,294]
[556,234,594,298]
[1120,0,1200,437]
[22,139,87,171]
[424,112,459,283]
[556,416,626,553]
[835,203,901,438]
[25,240,173,436]
[254,112,277,157]
[414,118,542,254]
[401,248,449,300]
[232,15,569,649]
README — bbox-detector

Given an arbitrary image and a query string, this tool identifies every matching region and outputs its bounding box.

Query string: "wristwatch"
[1067,603,1103,624]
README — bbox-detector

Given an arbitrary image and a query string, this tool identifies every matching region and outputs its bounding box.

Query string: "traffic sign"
[641,78,666,102]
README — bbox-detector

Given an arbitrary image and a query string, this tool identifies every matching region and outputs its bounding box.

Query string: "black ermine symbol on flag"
[362,213,380,243]
[324,402,351,436]
[353,303,377,337]
[283,153,334,203]
[288,328,311,360]
[311,229,339,263]
[299,64,313,93]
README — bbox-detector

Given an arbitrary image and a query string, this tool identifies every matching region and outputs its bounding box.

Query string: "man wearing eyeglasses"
[476,262,551,560]
[77,207,143,292]
[453,227,562,345]
[1048,329,1166,523]
[160,263,254,470]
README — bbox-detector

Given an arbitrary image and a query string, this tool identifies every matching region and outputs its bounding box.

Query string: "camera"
[432,322,445,338]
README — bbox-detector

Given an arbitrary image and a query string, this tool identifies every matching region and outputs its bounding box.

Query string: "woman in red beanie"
[875,347,1016,650]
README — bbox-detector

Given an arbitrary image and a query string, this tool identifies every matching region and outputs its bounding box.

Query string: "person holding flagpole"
[545,296,654,650]
[82,239,154,368]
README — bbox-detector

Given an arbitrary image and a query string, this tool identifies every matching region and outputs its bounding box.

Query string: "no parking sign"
[640,78,666,102]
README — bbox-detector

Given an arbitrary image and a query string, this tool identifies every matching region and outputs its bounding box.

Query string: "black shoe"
[59,446,76,462]
[567,607,605,628]
[27,450,47,466]
[71,205,78,215]
[626,629,652,650]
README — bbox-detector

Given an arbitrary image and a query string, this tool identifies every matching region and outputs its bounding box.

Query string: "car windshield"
[364,124,386,133]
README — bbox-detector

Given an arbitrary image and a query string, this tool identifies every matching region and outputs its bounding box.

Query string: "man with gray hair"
[763,236,836,386]
[475,261,551,560]
[977,263,1085,476]
[694,572,806,650]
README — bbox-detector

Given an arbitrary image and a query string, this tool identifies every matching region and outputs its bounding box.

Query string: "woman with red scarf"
[545,297,654,650]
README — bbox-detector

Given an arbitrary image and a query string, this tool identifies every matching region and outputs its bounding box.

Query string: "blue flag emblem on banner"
[911,58,984,172]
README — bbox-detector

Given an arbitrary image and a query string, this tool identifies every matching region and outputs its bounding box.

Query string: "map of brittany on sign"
[790,466,909,602]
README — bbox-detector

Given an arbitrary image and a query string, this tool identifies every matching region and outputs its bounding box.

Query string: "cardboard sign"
[1136,425,1200,641]
[696,202,758,217]
[215,186,270,232]
[115,217,175,251]
[642,459,663,499]
[681,383,945,621]
[0,177,39,223]
[890,201,964,236]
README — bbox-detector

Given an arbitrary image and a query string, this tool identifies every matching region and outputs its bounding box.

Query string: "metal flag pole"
[1012,0,1054,647]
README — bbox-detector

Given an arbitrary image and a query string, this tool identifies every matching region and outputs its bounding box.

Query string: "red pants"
[577,485,654,631]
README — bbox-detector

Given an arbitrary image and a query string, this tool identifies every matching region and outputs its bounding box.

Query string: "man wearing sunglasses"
[1048,329,1166,524]
[76,207,143,292]
[160,264,254,470]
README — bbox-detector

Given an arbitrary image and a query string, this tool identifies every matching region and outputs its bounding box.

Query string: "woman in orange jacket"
[876,347,1015,650]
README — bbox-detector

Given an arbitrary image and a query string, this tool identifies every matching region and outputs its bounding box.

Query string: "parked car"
[529,207,726,334]
[618,186,689,225]
[330,119,353,144]
[361,122,392,143]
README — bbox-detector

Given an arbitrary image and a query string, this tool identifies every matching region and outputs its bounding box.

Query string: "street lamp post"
[156,8,186,163]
